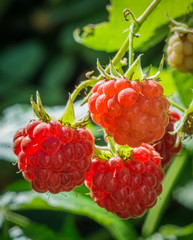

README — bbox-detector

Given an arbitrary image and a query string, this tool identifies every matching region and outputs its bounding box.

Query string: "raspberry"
[85,144,164,219]
[13,120,94,194]
[167,32,193,73]
[154,111,182,168]
[89,78,169,147]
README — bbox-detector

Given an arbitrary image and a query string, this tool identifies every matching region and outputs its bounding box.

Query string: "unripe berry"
[167,31,193,74]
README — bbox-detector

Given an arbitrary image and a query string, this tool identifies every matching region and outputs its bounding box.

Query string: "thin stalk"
[137,0,162,25]
[142,151,188,237]
[6,210,31,228]
[71,79,98,102]
[129,23,134,67]
[128,0,162,66]
[106,135,116,154]
[97,36,130,80]
[168,99,186,113]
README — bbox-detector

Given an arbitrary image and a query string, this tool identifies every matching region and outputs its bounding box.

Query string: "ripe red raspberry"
[13,120,94,194]
[154,111,182,168]
[167,31,193,73]
[89,78,169,147]
[85,144,164,219]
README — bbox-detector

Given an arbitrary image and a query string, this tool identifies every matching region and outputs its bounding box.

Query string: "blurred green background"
[0,0,111,110]
[1,0,193,239]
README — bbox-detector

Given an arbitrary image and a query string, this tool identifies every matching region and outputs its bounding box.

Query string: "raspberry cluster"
[154,111,182,168]
[13,120,94,194]
[89,78,169,147]
[167,31,193,73]
[85,144,164,219]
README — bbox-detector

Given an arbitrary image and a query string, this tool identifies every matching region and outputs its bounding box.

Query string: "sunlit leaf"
[75,0,193,52]
[171,70,193,108]
[149,67,177,96]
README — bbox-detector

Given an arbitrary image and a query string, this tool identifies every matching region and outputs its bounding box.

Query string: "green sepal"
[59,94,75,126]
[124,54,143,81]
[171,26,193,34]
[117,145,133,161]
[97,58,112,79]
[76,78,98,106]
[143,64,152,79]
[165,12,193,34]
[147,55,164,79]
[93,145,114,160]
[80,91,92,106]
[170,99,193,144]
[72,111,90,128]
[109,59,123,78]
[30,91,53,122]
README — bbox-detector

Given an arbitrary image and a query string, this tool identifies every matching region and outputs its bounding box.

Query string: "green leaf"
[171,70,193,108]
[159,223,193,239]
[148,67,177,96]
[74,0,193,52]
[1,190,138,240]
[125,55,143,80]
[4,179,31,193]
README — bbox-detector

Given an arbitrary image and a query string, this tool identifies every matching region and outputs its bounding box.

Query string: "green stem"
[137,0,162,25]
[97,37,130,80]
[106,135,116,154]
[71,79,98,102]
[6,210,31,228]
[168,99,186,113]
[128,0,161,66]
[129,23,134,67]
[142,150,188,237]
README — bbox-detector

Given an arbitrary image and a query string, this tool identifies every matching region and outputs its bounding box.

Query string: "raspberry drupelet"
[154,110,182,168]
[85,144,164,219]
[13,120,94,194]
[89,78,169,148]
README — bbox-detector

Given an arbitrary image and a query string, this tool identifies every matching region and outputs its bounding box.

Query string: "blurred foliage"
[0,0,109,112]
[0,0,193,240]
